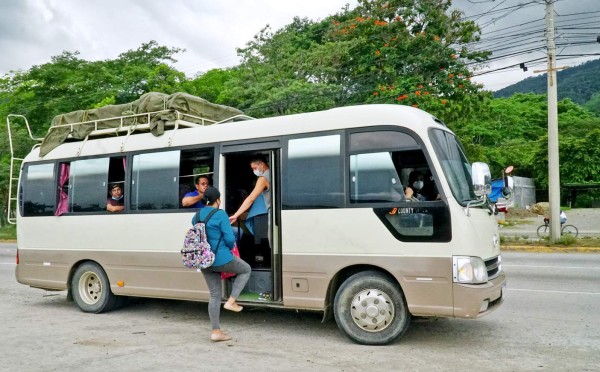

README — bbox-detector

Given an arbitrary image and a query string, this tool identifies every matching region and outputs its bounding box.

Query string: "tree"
[531,130,600,188]
[448,92,600,183]
[583,92,600,117]
[233,20,343,117]
[181,68,240,105]
[229,0,490,122]
[0,41,187,220]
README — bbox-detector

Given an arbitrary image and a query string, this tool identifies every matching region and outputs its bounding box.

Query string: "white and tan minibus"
[7,103,505,345]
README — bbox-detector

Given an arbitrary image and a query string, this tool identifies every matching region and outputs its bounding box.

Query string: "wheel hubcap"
[78,271,102,305]
[350,288,394,332]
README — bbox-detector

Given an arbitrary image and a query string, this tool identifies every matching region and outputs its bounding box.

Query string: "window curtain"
[54,163,70,216]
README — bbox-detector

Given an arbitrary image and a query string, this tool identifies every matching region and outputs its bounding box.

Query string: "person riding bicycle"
[544,210,567,225]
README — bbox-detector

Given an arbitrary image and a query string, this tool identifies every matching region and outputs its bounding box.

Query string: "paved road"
[1,243,599,371]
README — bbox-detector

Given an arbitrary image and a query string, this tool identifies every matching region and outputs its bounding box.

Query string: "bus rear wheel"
[71,262,118,313]
[334,271,410,345]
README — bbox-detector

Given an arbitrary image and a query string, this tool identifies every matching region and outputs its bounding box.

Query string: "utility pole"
[545,0,561,242]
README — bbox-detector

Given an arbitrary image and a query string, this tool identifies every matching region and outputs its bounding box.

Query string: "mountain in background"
[493,58,600,105]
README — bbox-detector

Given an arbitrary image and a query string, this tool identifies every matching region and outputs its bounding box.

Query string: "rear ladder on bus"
[5,115,43,224]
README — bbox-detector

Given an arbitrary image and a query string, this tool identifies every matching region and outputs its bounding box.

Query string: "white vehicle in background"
[7,101,505,345]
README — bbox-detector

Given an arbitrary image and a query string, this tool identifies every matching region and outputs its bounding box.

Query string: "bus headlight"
[453,256,488,284]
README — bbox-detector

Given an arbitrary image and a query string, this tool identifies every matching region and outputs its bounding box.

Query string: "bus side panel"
[281,209,455,315]
[282,253,454,316]
[16,214,211,301]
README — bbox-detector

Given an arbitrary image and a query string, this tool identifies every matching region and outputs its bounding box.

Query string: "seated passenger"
[182,175,209,209]
[405,171,427,201]
[107,184,125,212]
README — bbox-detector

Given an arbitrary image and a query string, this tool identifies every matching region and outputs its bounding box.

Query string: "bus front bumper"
[453,271,506,318]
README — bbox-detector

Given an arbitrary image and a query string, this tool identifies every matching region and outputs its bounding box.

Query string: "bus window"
[54,157,126,215]
[131,151,180,210]
[67,158,110,212]
[349,130,450,241]
[106,157,126,213]
[179,148,214,208]
[22,163,55,216]
[350,152,404,203]
[284,134,343,208]
[349,130,418,204]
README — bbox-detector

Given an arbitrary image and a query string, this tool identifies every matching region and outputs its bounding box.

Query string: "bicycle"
[536,219,578,238]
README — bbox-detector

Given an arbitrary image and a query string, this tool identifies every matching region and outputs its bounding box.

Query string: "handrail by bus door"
[6,115,44,224]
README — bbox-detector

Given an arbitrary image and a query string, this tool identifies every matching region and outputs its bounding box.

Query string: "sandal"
[224,302,243,312]
[211,333,232,342]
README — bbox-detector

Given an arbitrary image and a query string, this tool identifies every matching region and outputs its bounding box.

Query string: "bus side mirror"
[472,162,492,197]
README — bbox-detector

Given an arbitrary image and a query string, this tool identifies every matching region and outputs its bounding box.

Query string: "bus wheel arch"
[70,261,118,313]
[332,268,411,345]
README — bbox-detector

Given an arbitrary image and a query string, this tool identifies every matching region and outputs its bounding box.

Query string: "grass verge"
[0,225,17,241]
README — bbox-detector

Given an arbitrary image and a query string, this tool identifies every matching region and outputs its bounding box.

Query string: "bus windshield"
[429,129,476,205]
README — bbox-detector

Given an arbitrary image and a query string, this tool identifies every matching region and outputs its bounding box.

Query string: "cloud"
[1,0,597,91]
[453,0,600,90]
[0,0,354,77]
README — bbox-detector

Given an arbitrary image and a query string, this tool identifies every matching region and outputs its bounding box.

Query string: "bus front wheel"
[333,271,410,345]
[71,262,118,313]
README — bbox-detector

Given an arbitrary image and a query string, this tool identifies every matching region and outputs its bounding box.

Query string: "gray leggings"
[201,256,251,330]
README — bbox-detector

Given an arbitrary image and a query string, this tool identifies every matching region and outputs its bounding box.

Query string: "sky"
[1,0,599,92]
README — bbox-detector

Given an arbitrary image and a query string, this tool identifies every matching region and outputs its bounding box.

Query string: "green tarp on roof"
[39,92,244,157]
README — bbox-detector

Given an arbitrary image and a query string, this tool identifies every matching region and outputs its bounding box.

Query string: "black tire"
[333,271,410,345]
[71,262,118,313]
[561,224,578,238]
[537,224,549,238]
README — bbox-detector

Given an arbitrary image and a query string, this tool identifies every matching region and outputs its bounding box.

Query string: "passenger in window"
[106,184,125,212]
[195,187,251,342]
[405,171,427,201]
[229,156,271,243]
[182,175,210,209]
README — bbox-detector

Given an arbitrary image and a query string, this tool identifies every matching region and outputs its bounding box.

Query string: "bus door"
[221,142,281,303]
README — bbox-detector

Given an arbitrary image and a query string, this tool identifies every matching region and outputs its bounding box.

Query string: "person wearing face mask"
[405,170,427,202]
[106,184,125,212]
[229,157,271,242]
[193,186,251,342]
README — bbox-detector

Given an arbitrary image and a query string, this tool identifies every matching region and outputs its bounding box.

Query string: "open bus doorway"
[223,150,279,303]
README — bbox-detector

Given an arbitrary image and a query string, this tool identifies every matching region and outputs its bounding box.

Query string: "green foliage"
[0,41,185,216]
[452,93,600,185]
[230,0,489,119]
[555,234,577,246]
[181,68,239,105]
[531,130,600,188]
[91,96,116,109]
[0,225,16,240]
[0,41,184,133]
[583,92,600,117]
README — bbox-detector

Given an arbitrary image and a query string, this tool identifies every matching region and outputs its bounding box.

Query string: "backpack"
[181,208,220,270]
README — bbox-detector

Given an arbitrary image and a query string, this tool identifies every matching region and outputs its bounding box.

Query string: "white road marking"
[507,288,600,295]
[503,264,600,270]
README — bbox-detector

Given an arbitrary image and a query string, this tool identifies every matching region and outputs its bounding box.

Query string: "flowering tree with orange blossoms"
[231,0,491,123]
[323,0,490,123]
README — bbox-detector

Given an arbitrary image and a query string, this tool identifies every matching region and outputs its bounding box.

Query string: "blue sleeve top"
[183,190,206,209]
[192,207,236,267]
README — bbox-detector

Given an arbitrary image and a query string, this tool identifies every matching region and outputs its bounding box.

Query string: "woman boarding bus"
[7,100,505,345]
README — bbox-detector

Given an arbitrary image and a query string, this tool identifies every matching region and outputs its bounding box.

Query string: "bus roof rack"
[30,92,251,157]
